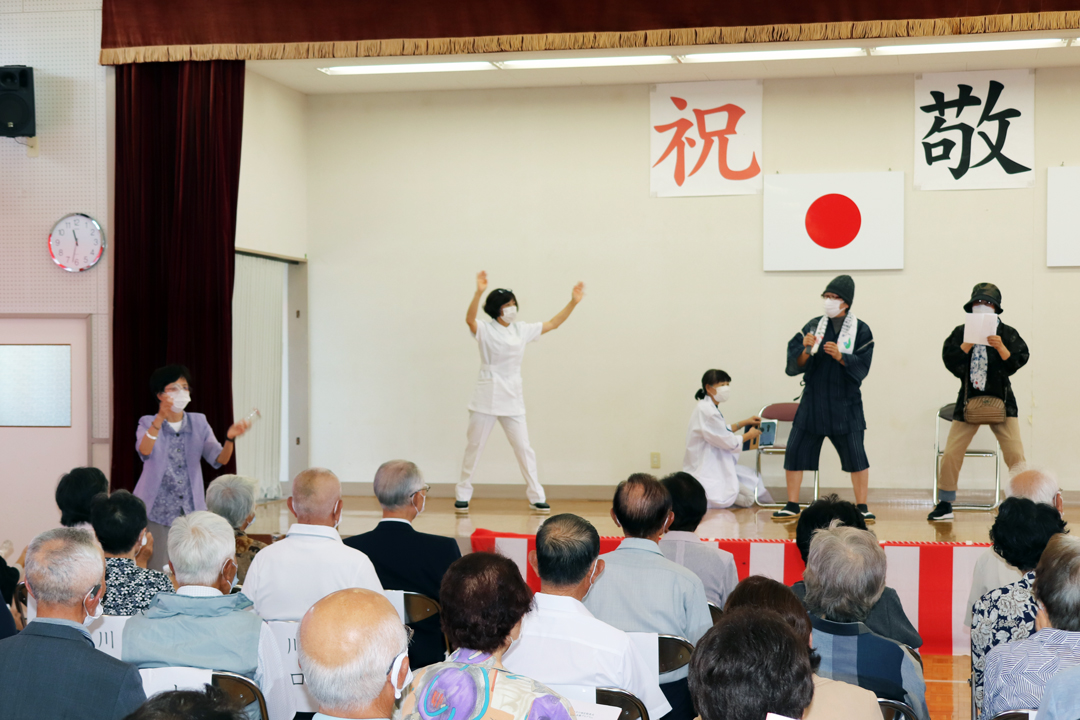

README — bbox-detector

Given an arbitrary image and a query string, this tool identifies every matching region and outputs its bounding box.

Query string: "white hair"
[206,474,259,529]
[298,610,408,712]
[26,527,104,605]
[168,511,236,586]
[1007,466,1061,507]
[373,460,425,509]
[804,520,886,623]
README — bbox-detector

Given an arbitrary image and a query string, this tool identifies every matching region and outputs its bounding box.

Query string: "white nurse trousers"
[456,411,546,504]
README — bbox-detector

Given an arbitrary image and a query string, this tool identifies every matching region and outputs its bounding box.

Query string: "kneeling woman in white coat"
[683,369,770,508]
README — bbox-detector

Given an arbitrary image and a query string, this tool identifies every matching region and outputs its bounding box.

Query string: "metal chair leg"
[933,409,1003,511]
[753,449,820,509]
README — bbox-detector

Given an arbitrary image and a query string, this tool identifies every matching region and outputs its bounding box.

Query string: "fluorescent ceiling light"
[681,47,866,63]
[318,61,495,75]
[871,38,1069,55]
[497,55,677,69]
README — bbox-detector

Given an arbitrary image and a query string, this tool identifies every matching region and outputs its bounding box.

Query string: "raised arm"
[466,271,487,335]
[541,282,585,335]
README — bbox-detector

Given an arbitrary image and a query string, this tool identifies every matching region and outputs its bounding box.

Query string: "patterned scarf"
[969,317,999,391]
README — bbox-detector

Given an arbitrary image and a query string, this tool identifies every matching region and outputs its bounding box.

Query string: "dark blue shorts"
[782,426,869,473]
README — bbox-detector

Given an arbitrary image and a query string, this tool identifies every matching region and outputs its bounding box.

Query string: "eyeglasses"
[410,485,431,498]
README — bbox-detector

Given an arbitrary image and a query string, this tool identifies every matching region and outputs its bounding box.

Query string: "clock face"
[49,213,105,272]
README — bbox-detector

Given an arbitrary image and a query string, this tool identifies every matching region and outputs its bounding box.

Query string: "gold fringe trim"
[99,10,1080,65]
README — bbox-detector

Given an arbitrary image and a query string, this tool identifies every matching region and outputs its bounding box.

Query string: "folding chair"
[214,671,270,720]
[986,712,1037,720]
[754,403,819,508]
[13,581,27,628]
[267,620,317,713]
[88,614,130,660]
[707,602,723,625]
[596,688,649,720]
[877,698,918,720]
[657,635,694,675]
[933,403,1002,511]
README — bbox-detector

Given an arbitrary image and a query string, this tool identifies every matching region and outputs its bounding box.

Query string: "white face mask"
[168,388,191,412]
[711,385,731,404]
[823,298,844,319]
[582,560,601,602]
[501,306,517,323]
[972,304,995,314]
[414,493,426,516]
[83,585,104,627]
[388,651,414,700]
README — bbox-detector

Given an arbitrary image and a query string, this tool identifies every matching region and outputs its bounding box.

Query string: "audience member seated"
[0,554,18,605]
[91,490,174,616]
[1033,662,1080,720]
[803,520,928,720]
[791,494,921,649]
[121,512,293,720]
[0,528,146,720]
[585,473,712,720]
[971,497,1067,711]
[724,575,881,720]
[344,460,460,667]
[399,552,575,720]
[656,472,738,607]
[504,513,672,719]
[205,474,266,583]
[121,686,247,720]
[297,588,412,720]
[689,607,814,720]
[966,468,1063,626]
[14,466,115,569]
[982,534,1080,717]
[0,602,14,641]
[242,468,382,621]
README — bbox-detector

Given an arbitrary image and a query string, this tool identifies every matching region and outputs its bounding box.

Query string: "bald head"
[290,468,342,525]
[1009,468,1062,512]
[298,589,408,714]
[612,473,673,539]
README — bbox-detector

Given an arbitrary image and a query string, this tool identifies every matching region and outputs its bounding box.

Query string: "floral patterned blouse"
[398,648,576,720]
[102,557,175,616]
[970,570,1038,712]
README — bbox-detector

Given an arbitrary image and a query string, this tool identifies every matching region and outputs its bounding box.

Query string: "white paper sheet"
[570,699,623,720]
[963,313,998,346]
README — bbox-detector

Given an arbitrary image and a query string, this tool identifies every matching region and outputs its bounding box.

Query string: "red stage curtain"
[101,0,1080,64]
[110,60,245,493]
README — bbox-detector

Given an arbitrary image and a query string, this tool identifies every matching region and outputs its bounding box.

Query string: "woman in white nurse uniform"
[683,369,770,508]
[456,271,584,513]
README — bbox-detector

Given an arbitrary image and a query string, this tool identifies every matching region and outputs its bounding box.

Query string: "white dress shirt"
[503,593,672,719]
[658,531,739,608]
[468,319,544,416]
[682,397,745,508]
[965,547,1023,626]
[175,586,295,720]
[241,523,383,621]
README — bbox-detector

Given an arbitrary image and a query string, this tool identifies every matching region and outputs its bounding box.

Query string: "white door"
[0,317,90,551]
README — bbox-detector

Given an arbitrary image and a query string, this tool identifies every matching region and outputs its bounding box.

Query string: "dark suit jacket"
[791,581,923,649]
[345,520,461,668]
[0,621,146,720]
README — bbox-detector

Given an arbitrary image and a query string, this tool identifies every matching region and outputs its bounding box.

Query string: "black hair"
[662,472,707,533]
[695,369,732,400]
[613,473,672,538]
[535,514,600,586]
[991,496,1068,572]
[689,607,815,720]
[91,490,149,555]
[150,364,192,396]
[723,575,821,673]
[55,467,110,527]
[794,494,867,564]
[121,686,246,720]
[440,552,534,654]
[483,289,517,320]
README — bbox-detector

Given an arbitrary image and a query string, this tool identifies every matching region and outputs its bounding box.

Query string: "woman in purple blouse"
[134,365,249,571]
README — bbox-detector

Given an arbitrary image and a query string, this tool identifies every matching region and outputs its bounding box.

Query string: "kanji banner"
[763,172,904,272]
[914,69,1035,191]
[650,80,762,197]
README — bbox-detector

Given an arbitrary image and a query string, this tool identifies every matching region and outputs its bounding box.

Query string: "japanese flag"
[763,172,904,271]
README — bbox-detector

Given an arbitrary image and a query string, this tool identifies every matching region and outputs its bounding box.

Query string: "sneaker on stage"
[927,501,953,522]
[454,500,470,514]
[530,502,551,514]
[771,502,801,521]
[857,504,876,523]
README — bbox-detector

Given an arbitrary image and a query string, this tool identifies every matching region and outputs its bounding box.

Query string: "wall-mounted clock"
[49,213,105,272]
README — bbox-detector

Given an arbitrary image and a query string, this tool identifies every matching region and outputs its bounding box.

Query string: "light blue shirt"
[1036,662,1080,720]
[584,537,713,682]
[658,531,739,608]
[984,628,1080,718]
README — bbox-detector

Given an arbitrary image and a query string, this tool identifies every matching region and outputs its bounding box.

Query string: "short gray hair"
[26,527,104,605]
[1035,534,1080,632]
[1008,467,1061,507]
[372,460,424,509]
[206,474,258,529]
[168,511,236,586]
[292,468,341,520]
[803,520,886,623]
[298,606,408,711]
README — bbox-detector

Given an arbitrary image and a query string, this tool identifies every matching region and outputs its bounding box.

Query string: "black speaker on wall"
[0,66,35,138]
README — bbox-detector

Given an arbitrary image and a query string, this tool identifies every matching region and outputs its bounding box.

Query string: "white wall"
[236,70,308,260]
[302,69,1080,493]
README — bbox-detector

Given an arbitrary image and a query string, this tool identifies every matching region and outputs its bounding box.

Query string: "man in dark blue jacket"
[775,275,876,522]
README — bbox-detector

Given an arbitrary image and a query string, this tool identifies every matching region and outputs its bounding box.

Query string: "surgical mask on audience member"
[823,298,844,319]
[582,560,601,602]
[501,306,517,323]
[83,585,104,627]
[388,651,414,700]
[972,304,995,314]
[711,385,731,404]
[168,388,191,412]
[414,492,426,516]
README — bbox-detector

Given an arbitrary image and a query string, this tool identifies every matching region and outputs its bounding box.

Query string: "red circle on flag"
[805,194,861,249]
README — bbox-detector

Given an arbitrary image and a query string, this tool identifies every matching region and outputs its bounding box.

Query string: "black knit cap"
[964,283,1003,314]
[823,275,855,307]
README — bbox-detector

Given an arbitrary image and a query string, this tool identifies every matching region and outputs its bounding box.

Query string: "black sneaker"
[530,502,551,514]
[454,501,469,513]
[857,504,876,523]
[927,501,954,522]
[771,502,801,521]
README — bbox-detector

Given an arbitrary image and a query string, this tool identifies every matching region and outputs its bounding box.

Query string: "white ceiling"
[247,30,1080,95]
